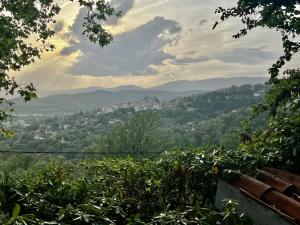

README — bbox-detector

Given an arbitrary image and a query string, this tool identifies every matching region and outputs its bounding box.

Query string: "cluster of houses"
[98,97,180,114]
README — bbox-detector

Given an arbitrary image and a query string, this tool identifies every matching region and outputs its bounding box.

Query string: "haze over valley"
[13,77,266,115]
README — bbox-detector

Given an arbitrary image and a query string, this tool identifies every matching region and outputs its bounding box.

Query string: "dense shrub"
[0,148,253,224]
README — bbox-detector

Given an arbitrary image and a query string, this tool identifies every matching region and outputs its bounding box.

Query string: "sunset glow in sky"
[12,0,300,95]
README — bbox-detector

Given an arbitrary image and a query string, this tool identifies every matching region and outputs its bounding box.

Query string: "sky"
[12,0,300,95]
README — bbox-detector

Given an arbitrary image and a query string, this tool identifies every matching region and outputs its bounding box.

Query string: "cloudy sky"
[12,0,300,95]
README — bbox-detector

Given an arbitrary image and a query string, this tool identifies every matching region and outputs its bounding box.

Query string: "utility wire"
[0,150,162,155]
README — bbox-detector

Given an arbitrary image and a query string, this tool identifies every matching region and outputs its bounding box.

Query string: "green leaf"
[12,204,21,219]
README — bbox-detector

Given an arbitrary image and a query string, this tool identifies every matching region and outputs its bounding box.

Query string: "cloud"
[172,56,211,65]
[171,46,273,66]
[216,47,274,65]
[198,19,208,26]
[16,0,284,95]
[54,21,65,33]
[107,0,134,25]
[60,45,79,56]
[165,72,176,77]
[62,15,182,76]
[69,0,134,29]
[168,46,274,66]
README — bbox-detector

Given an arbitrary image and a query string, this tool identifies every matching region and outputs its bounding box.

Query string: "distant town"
[98,96,180,114]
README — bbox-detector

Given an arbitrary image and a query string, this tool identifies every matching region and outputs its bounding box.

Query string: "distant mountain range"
[62,85,145,94]
[149,77,267,92]
[55,76,267,94]
[13,77,267,115]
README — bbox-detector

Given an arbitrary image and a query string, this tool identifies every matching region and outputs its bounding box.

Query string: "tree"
[214,1,300,172]
[0,0,119,133]
[245,70,300,172]
[102,111,170,156]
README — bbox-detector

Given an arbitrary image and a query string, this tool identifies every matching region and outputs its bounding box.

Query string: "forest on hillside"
[1,84,265,155]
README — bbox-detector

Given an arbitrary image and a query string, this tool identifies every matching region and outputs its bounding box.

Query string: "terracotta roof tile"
[236,174,272,198]
[230,168,300,224]
[257,170,296,194]
[263,167,300,190]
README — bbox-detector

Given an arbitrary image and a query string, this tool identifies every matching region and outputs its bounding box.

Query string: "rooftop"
[217,167,300,225]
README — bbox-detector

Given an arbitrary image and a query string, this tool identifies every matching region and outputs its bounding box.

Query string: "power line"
[0,150,162,155]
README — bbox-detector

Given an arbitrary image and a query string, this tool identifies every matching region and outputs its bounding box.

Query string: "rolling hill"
[13,76,267,115]
[149,77,267,92]
[13,90,203,115]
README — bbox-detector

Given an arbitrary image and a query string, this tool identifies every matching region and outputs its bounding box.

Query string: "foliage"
[243,69,300,173]
[255,69,300,116]
[151,199,252,225]
[0,0,118,131]
[215,0,300,173]
[0,85,266,155]
[100,111,171,156]
[0,148,253,224]
[163,84,264,123]
[0,154,63,176]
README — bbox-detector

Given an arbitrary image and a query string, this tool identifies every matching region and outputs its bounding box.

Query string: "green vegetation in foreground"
[0,148,255,225]
[0,0,299,224]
